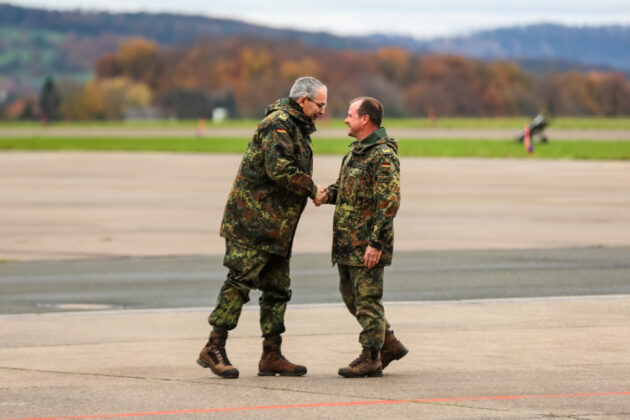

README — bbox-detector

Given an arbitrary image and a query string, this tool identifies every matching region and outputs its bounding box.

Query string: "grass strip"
[1,136,629,160]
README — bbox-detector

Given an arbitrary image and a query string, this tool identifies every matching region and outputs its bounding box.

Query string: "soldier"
[317,97,408,377]
[197,76,328,379]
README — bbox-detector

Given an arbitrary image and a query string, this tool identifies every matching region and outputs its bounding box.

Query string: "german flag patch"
[381,163,391,168]
[277,129,287,133]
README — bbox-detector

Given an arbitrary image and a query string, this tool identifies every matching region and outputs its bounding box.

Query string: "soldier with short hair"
[197,76,328,379]
[317,96,408,377]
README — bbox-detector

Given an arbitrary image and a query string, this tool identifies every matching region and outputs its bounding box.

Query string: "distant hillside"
[1,3,630,95]
[0,3,377,48]
[420,24,630,72]
[0,3,379,91]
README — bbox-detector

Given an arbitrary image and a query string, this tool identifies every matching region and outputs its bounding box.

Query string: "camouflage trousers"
[208,240,292,337]
[338,264,391,350]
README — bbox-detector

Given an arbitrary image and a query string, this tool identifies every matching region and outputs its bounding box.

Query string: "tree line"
[4,36,630,121]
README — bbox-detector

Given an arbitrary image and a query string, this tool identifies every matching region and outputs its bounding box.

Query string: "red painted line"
[9,391,630,420]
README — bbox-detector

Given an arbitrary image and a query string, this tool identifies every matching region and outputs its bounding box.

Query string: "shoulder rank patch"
[278,113,288,120]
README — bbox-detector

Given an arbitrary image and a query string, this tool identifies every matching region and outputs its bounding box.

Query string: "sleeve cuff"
[309,183,317,199]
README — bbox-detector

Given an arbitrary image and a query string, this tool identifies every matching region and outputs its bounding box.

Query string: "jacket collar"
[265,97,316,135]
[351,127,393,154]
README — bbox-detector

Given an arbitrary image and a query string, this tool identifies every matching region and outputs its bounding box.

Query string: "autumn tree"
[376,47,412,86]
[95,38,159,86]
[84,35,630,118]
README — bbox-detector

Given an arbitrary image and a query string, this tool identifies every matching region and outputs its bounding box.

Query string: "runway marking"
[10,391,630,419]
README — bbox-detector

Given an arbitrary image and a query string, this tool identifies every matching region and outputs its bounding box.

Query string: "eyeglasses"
[305,97,327,109]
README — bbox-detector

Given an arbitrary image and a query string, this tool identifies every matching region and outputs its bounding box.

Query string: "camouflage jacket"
[220,97,318,257]
[327,127,400,266]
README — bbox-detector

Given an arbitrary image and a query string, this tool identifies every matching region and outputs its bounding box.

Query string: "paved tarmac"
[2,125,630,140]
[2,153,629,260]
[1,297,629,419]
[1,247,630,314]
[1,152,629,419]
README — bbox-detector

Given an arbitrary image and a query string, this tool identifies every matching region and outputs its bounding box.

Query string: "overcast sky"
[8,0,630,38]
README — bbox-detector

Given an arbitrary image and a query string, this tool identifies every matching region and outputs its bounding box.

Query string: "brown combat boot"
[338,347,383,378]
[258,335,307,376]
[380,330,409,369]
[197,328,239,379]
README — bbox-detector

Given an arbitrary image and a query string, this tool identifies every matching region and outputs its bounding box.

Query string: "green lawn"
[1,136,628,160]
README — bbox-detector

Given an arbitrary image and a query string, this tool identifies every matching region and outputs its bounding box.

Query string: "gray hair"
[289,76,326,100]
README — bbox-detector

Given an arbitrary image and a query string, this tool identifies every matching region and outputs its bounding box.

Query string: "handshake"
[312,186,329,207]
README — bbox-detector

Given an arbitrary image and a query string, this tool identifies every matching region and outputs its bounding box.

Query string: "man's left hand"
[363,246,382,269]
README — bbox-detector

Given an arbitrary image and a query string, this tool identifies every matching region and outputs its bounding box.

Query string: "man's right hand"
[313,186,328,206]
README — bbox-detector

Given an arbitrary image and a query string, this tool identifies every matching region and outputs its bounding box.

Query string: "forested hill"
[421,24,630,72]
[4,3,630,118]
[2,2,630,96]
[3,3,630,69]
[3,3,630,71]
[0,3,377,49]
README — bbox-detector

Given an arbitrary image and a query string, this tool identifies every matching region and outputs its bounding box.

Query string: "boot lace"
[211,346,232,365]
[348,353,368,367]
[348,347,376,367]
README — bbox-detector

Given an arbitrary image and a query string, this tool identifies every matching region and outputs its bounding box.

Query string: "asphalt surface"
[2,125,630,140]
[2,296,629,419]
[1,247,629,315]
[3,153,629,260]
[1,152,629,419]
